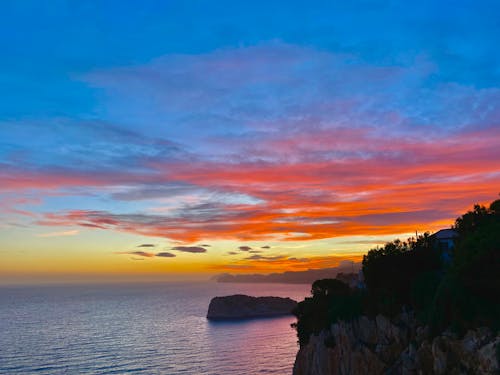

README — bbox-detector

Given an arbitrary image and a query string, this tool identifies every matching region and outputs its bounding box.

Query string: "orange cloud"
[208,254,364,273]
[8,126,500,244]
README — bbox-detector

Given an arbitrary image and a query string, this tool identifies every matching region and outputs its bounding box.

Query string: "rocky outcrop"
[206,294,297,320]
[293,313,499,375]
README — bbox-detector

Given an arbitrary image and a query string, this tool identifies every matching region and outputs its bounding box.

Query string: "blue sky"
[1,0,499,281]
[2,0,499,118]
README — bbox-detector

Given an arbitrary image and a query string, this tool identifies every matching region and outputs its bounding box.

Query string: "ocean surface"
[0,282,311,374]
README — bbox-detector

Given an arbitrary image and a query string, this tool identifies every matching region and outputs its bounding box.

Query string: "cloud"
[238,246,252,251]
[137,243,155,248]
[0,119,185,181]
[261,245,271,249]
[7,43,499,248]
[37,162,500,243]
[116,250,176,258]
[116,251,155,258]
[111,182,201,201]
[227,251,238,255]
[37,230,79,238]
[213,264,256,270]
[85,42,500,145]
[200,244,211,247]
[210,254,365,273]
[336,239,392,245]
[244,254,287,261]
[171,246,206,253]
[156,252,176,258]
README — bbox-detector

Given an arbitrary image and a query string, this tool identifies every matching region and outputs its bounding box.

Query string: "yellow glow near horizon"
[0,216,457,284]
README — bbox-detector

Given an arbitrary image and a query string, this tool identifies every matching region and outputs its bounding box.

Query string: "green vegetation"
[292,279,363,346]
[432,200,500,334]
[362,233,442,317]
[292,198,500,345]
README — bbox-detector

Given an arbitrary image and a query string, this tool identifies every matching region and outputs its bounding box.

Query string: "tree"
[292,279,359,346]
[311,278,350,298]
[293,197,500,345]
[361,233,441,315]
[433,199,500,333]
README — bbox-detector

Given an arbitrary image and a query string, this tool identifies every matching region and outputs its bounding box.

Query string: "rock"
[415,326,430,345]
[463,329,483,352]
[206,294,297,320]
[293,313,500,375]
[293,329,386,375]
[356,315,377,345]
[400,342,418,374]
[431,337,448,374]
[415,340,434,375]
[477,336,499,374]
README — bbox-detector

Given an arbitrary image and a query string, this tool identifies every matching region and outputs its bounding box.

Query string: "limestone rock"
[477,336,499,374]
[293,313,499,375]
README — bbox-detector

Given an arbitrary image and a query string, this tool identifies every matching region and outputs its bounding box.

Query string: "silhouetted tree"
[293,197,500,346]
[311,278,350,298]
[432,198,500,333]
[292,279,360,346]
[362,233,441,315]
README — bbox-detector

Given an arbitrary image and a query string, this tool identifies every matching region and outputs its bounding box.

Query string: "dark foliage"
[311,278,350,298]
[291,279,363,346]
[362,233,442,316]
[431,199,500,334]
[292,197,500,345]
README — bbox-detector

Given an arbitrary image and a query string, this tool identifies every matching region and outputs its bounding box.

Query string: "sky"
[1,0,499,284]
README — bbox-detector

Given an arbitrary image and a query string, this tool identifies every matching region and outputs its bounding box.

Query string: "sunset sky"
[1,1,499,283]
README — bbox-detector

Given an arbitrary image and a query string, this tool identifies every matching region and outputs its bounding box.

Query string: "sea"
[0,282,311,374]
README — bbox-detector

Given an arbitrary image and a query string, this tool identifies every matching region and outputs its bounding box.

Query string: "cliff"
[293,312,499,375]
[207,294,297,320]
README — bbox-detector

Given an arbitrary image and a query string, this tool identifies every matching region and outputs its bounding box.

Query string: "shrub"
[292,279,363,346]
[292,197,500,345]
[362,233,442,315]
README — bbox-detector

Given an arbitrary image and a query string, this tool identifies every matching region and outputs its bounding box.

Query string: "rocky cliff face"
[293,313,499,375]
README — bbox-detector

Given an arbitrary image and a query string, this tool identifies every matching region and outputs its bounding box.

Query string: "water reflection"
[0,282,308,375]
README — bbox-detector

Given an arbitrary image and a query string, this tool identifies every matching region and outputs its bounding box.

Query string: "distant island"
[214,262,361,285]
[207,294,297,320]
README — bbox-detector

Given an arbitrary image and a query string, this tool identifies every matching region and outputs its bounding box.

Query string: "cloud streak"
[156,252,176,258]
[117,251,156,258]
[171,246,207,253]
[3,43,500,248]
[116,251,176,258]
[208,254,364,273]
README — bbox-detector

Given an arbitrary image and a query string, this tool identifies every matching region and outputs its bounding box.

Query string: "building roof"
[432,228,458,240]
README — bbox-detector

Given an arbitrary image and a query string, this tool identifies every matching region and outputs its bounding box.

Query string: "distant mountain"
[214,263,361,284]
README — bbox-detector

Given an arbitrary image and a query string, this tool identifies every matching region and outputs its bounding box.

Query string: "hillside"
[292,198,500,374]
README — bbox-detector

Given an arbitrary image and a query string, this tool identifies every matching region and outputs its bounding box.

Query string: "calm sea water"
[0,282,310,374]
